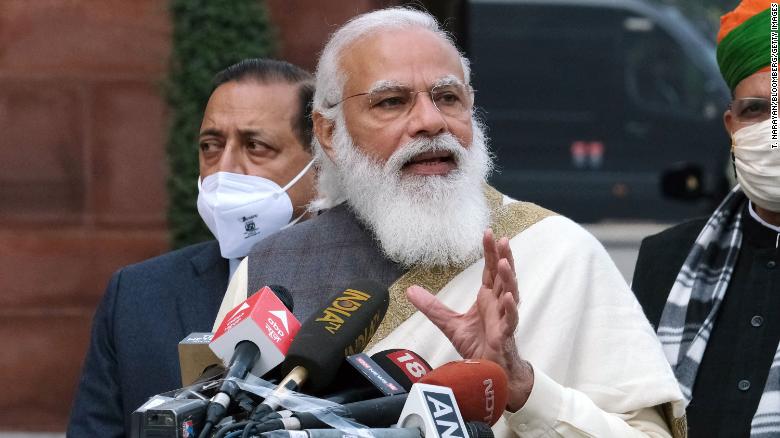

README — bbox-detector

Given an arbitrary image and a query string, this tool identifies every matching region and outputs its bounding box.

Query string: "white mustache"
[384,133,467,175]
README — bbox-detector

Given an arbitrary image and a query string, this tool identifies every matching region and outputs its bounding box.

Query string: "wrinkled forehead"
[365,75,465,93]
[734,71,771,99]
[338,27,466,95]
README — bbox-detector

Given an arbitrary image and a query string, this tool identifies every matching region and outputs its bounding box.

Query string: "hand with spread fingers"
[406,228,534,412]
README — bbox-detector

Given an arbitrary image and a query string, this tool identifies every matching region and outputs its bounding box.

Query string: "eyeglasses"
[730,97,771,125]
[327,83,473,122]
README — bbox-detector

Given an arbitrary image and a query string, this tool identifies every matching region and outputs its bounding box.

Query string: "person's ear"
[313,111,336,161]
[723,108,735,139]
[723,108,738,179]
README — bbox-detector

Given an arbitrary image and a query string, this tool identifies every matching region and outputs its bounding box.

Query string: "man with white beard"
[218,8,686,437]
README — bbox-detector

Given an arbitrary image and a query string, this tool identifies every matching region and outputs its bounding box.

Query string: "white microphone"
[396,383,470,438]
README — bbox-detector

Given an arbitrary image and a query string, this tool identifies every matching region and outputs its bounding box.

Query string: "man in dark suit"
[67,59,316,437]
[633,2,780,436]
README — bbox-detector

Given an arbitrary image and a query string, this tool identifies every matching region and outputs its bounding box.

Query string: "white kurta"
[368,213,684,437]
[217,204,685,437]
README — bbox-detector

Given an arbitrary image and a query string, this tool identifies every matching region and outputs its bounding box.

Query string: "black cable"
[213,420,251,438]
[198,421,214,438]
[241,421,259,438]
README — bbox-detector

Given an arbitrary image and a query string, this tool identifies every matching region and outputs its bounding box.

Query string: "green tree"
[166,0,276,248]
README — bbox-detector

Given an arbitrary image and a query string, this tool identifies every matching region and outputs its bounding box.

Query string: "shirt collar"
[748,201,780,233]
[228,257,242,279]
[746,201,780,249]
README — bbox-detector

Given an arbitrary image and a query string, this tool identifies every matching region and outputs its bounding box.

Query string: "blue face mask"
[196,160,314,259]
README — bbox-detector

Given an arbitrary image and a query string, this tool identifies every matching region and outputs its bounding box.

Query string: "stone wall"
[0,0,388,430]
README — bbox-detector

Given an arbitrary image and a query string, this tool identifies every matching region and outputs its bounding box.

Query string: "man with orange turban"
[633,1,780,436]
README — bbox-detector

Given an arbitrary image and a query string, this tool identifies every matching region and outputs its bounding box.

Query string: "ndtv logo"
[483,378,494,423]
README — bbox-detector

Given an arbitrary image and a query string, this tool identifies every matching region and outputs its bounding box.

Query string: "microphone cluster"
[131,280,507,438]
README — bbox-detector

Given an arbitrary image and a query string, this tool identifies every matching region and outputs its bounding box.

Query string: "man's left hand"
[406,228,534,411]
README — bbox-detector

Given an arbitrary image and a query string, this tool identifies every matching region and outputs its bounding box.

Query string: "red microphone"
[202,286,300,435]
[209,286,300,377]
[419,359,508,426]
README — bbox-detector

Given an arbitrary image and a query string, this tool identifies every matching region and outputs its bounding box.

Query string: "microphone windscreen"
[210,286,301,377]
[281,279,389,392]
[370,349,432,390]
[419,359,508,426]
[268,284,294,312]
[178,332,220,386]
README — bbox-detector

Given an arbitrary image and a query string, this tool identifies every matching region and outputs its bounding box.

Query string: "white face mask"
[732,119,780,213]
[197,160,314,259]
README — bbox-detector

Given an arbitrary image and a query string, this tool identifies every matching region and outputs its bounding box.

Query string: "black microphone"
[259,421,493,438]
[268,285,293,307]
[254,358,500,434]
[367,349,432,392]
[254,393,408,433]
[288,349,431,407]
[200,285,298,437]
[250,359,502,436]
[249,279,390,420]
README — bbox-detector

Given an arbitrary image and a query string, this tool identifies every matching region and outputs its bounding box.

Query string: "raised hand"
[406,229,534,411]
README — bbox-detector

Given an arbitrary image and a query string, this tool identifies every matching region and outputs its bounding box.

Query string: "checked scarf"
[657,185,780,436]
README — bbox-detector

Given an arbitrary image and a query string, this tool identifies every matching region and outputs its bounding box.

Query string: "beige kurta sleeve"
[503,369,673,437]
[370,214,685,437]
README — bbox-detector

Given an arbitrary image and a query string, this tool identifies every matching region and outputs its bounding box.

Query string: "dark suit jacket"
[633,210,780,437]
[67,240,228,437]
[632,218,706,327]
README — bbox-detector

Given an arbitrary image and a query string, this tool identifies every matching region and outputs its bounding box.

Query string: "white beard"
[314,116,494,268]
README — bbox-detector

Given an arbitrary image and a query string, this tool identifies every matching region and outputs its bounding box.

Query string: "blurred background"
[0,0,738,434]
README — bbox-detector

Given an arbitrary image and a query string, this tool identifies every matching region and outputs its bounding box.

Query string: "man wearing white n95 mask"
[68,58,316,437]
[196,62,316,262]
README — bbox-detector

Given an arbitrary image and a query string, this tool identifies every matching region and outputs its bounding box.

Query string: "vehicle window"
[470,5,625,114]
[624,25,710,116]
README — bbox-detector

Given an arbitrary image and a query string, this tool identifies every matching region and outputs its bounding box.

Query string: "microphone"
[316,349,431,405]
[253,357,500,434]
[418,359,508,426]
[178,332,221,386]
[178,285,294,386]
[252,394,408,434]
[253,348,429,431]
[261,421,494,438]
[201,285,300,436]
[397,383,470,438]
[209,285,297,377]
[258,381,495,438]
[249,280,390,420]
[370,349,432,385]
